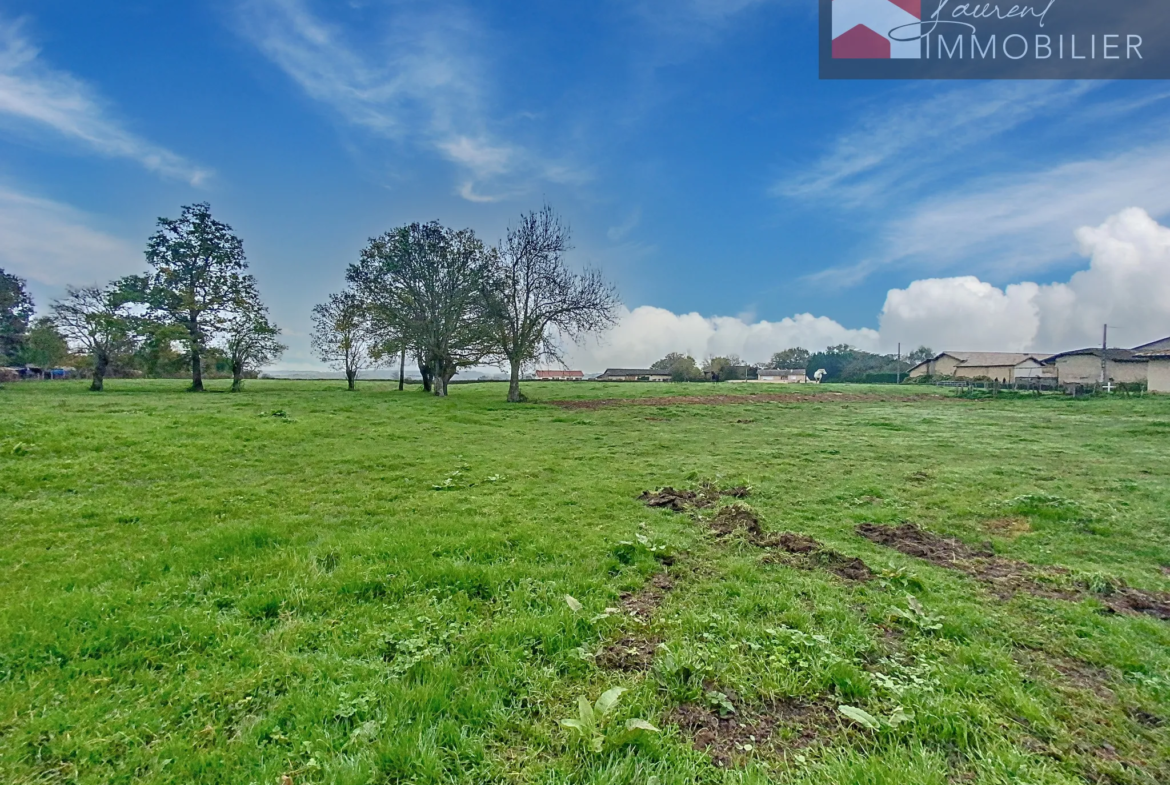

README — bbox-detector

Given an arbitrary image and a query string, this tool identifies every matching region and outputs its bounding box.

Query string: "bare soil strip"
[669,688,834,768]
[857,523,1170,620]
[596,572,674,673]
[552,392,954,410]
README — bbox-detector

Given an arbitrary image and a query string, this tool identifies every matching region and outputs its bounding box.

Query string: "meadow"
[1,380,1168,785]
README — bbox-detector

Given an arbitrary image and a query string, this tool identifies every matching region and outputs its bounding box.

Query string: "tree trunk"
[419,357,432,393]
[90,352,108,392]
[399,344,406,391]
[190,347,204,392]
[346,369,356,391]
[231,359,244,392]
[507,359,522,403]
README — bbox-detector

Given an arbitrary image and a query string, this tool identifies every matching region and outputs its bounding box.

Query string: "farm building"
[597,368,671,382]
[1043,348,1149,386]
[1133,337,1170,393]
[907,352,1054,383]
[757,368,810,383]
[535,370,584,381]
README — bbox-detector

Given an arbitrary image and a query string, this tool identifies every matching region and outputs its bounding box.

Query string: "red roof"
[536,370,583,378]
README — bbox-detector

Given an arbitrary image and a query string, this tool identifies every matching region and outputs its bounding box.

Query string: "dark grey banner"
[821,0,1170,79]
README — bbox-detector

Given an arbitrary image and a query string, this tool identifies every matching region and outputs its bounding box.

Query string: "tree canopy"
[1,268,35,365]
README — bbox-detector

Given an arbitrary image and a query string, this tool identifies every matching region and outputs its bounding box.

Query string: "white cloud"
[0,17,209,185]
[606,207,642,241]
[0,185,139,287]
[562,304,880,371]
[879,208,1170,352]
[237,0,571,201]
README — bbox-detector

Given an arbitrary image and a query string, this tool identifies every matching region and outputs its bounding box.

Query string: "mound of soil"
[670,692,831,768]
[856,522,994,563]
[638,484,749,513]
[596,636,661,672]
[709,504,765,539]
[859,522,1170,620]
[761,532,873,582]
[621,572,674,619]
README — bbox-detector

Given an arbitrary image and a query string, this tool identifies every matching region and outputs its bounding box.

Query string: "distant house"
[1043,348,1149,386]
[757,368,810,384]
[1132,337,1170,393]
[535,370,584,381]
[597,368,671,382]
[907,352,1054,383]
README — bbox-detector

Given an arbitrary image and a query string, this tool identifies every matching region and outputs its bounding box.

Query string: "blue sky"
[3,0,1170,370]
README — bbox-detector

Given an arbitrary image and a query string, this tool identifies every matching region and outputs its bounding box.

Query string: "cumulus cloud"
[0,185,139,287]
[549,208,1170,372]
[879,208,1170,352]
[561,305,880,371]
[0,17,209,184]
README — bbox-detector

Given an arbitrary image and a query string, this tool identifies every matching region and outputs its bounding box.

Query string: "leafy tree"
[907,346,935,365]
[311,291,376,390]
[769,347,810,369]
[142,203,249,391]
[222,277,285,392]
[1,268,34,364]
[704,355,745,381]
[20,317,70,368]
[650,352,703,382]
[349,221,496,397]
[483,206,618,402]
[51,285,136,391]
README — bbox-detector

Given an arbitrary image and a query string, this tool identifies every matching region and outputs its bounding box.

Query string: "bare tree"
[223,277,285,392]
[311,291,376,390]
[485,205,619,402]
[349,222,496,397]
[51,285,135,391]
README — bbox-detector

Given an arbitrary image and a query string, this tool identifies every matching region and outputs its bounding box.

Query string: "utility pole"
[1100,324,1108,388]
[897,342,902,384]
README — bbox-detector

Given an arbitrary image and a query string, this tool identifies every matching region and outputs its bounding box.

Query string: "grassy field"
[1,380,1168,785]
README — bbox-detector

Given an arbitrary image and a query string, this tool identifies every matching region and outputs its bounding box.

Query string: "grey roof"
[1045,348,1145,363]
[938,352,1052,366]
[1132,336,1170,356]
[599,368,666,376]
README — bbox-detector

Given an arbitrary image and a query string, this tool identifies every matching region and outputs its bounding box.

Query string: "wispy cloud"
[776,82,1096,205]
[0,17,209,185]
[606,207,642,241]
[236,0,582,201]
[0,184,139,287]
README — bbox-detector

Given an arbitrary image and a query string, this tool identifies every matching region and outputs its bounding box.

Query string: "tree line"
[1,203,284,392]
[646,345,935,383]
[311,205,619,401]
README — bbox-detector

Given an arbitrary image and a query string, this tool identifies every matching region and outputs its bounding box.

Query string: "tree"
[1,268,34,364]
[482,206,619,402]
[705,355,745,381]
[223,277,285,392]
[349,221,496,397]
[51,285,135,391]
[311,291,376,390]
[769,347,810,369]
[21,317,70,368]
[907,346,935,365]
[651,352,703,382]
[143,203,249,391]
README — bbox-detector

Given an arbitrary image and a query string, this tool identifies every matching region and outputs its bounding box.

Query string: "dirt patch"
[1016,650,1117,703]
[554,393,955,410]
[761,532,873,582]
[669,692,832,768]
[708,504,765,539]
[621,571,674,620]
[735,418,755,424]
[596,635,661,672]
[638,484,748,513]
[859,523,1170,619]
[1161,565,1170,578]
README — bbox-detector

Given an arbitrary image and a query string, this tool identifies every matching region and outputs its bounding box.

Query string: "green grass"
[1,379,1168,784]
